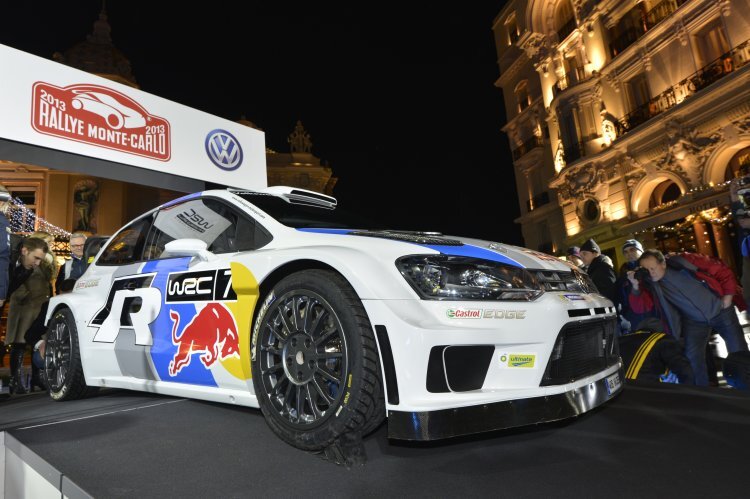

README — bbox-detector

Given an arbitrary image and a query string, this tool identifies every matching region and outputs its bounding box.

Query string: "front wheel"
[46,308,98,401]
[251,270,384,451]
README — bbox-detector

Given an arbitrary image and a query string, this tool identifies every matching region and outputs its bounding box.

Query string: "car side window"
[97,217,152,266]
[146,197,272,259]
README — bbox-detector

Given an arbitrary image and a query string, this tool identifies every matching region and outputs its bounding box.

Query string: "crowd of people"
[567,232,750,387]
[0,185,90,395]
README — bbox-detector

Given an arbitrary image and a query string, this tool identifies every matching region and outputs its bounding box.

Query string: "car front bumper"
[387,363,623,440]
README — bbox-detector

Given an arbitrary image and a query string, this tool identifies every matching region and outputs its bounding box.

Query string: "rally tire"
[251,269,384,451]
[46,308,98,401]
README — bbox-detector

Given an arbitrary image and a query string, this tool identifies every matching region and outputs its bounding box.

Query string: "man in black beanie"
[579,238,617,305]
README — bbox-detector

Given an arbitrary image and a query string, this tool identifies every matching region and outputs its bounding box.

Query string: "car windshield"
[237,193,385,230]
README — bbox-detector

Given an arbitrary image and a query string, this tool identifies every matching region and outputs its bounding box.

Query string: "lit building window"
[505,13,520,45]
[515,80,531,112]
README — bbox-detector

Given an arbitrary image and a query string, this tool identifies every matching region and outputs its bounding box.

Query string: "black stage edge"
[2,383,749,498]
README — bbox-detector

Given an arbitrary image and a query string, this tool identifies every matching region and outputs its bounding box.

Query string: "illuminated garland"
[7,197,71,238]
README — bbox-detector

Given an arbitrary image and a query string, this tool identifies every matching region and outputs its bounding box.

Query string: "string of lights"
[7,197,71,238]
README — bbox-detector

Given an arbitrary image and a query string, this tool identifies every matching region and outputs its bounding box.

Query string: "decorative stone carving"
[654,120,722,186]
[640,48,652,72]
[604,71,620,93]
[674,21,688,47]
[717,0,731,17]
[735,116,750,135]
[625,171,647,189]
[521,32,548,60]
[558,162,604,201]
[288,120,313,153]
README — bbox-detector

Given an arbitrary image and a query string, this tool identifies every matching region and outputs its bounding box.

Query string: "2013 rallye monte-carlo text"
[44,186,623,452]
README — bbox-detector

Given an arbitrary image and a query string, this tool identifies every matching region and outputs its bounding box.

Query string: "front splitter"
[387,365,624,441]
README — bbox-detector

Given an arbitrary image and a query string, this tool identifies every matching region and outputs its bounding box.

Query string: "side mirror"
[163,239,216,262]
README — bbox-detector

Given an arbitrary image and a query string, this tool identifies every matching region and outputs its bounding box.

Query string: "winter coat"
[4,262,52,345]
[586,255,618,305]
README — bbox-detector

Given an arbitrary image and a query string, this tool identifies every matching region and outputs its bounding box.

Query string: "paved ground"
[2,382,749,498]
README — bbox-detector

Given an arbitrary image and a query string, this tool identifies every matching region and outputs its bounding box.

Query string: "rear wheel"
[46,308,98,401]
[251,270,384,451]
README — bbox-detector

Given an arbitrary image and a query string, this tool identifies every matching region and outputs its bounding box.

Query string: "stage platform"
[1,382,749,497]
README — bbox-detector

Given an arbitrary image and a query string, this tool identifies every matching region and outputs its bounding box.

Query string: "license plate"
[605,372,621,396]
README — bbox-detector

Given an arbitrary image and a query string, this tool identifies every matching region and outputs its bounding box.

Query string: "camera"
[634,267,650,282]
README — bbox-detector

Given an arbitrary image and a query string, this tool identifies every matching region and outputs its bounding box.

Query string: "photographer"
[628,249,748,386]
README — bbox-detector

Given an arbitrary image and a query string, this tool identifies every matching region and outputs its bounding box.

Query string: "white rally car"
[45,187,622,451]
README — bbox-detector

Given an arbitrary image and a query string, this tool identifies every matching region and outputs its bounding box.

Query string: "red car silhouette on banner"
[31,82,171,161]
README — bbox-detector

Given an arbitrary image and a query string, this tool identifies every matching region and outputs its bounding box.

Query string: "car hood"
[295,229,575,272]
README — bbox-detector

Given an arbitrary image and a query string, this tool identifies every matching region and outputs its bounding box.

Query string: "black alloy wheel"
[257,289,348,427]
[45,314,72,394]
[252,270,384,451]
[46,308,98,401]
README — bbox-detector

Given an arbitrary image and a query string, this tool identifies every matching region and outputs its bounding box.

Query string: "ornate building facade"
[493,0,750,269]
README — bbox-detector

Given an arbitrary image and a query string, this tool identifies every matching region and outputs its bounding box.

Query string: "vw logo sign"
[205,129,243,171]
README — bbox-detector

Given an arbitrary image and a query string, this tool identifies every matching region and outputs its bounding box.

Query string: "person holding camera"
[616,239,648,334]
[628,249,748,386]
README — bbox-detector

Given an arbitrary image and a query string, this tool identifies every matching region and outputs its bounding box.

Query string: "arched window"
[649,180,682,210]
[555,1,576,41]
[515,80,531,112]
[724,146,750,180]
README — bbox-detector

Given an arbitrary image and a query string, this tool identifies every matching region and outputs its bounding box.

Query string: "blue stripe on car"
[297,228,354,234]
[297,228,523,267]
[424,245,522,267]
[160,192,202,209]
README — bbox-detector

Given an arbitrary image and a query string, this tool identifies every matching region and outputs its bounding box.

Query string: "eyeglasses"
[70,244,85,248]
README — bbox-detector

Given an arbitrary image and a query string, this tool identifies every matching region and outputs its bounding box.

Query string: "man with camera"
[628,249,748,386]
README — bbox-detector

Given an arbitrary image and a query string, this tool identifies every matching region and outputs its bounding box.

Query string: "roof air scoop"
[262,186,337,208]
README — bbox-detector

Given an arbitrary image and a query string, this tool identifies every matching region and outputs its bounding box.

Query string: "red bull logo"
[169,304,240,376]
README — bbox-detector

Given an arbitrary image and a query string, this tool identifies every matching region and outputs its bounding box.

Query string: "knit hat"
[580,238,600,254]
[567,246,581,257]
[622,239,643,253]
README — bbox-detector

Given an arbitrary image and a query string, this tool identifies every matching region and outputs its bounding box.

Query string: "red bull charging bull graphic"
[168,304,240,376]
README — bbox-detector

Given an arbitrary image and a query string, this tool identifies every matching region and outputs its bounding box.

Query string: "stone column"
[712,222,737,272]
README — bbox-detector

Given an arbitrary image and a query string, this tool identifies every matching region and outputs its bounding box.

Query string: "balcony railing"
[512,135,544,161]
[608,0,690,58]
[527,191,550,212]
[554,67,587,94]
[617,37,750,134]
[557,17,577,43]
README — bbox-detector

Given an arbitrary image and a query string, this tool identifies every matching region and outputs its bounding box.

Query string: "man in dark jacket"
[5,237,48,394]
[629,249,749,386]
[619,318,694,384]
[579,238,617,305]
[55,232,88,294]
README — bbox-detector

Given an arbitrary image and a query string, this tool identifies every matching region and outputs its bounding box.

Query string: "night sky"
[0,1,522,245]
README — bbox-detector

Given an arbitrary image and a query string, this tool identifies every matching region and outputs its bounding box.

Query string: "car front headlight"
[396,255,544,301]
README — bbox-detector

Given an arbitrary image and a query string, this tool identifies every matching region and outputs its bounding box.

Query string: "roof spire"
[87,1,112,45]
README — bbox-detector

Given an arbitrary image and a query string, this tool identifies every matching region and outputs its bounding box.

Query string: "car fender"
[250,244,421,301]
